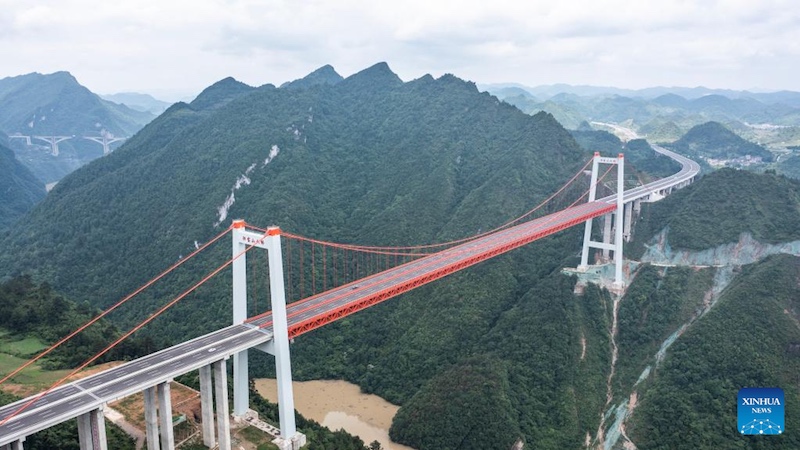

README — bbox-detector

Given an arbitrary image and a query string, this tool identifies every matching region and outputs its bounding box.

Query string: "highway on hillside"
[0,144,700,446]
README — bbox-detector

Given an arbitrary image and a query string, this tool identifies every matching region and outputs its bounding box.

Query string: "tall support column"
[143,387,159,450]
[266,227,298,439]
[77,408,107,450]
[602,213,612,262]
[623,201,633,242]
[580,153,601,268]
[614,154,625,287]
[157,382,175,450]
[231,220,249,417]
[199,365,216,447]
[213,360,232,450]
[3,439,24,450]
[633,199,641,214]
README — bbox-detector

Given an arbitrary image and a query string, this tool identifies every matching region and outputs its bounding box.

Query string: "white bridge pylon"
[231,220,306,450]
[579,152,625,288]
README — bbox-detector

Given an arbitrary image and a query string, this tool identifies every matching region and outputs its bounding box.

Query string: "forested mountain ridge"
[0,71,156,183]
[4,63,798,449]
[620,253,800,450]
[488,85,800,129]
[630,168,800,254]
[667,121,773,163]
[487,85,800,151]
[100,92,172,115]
[0,71,152,136]
[0,140,45,230]
[0,64,610,448]
[607,169,800,449]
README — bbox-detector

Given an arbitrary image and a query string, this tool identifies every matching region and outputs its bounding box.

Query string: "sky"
[1,0,799,100]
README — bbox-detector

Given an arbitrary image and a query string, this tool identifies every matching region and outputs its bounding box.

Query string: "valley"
[1,63,799,450]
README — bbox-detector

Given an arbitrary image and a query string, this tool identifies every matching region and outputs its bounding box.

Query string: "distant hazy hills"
[0,71,156,183]
[100,92,172,115]
[668,121,773,163]
[484,83,800,147]
[482,82,800,107]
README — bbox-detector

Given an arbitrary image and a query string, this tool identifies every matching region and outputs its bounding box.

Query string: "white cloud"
[0,0,798,96]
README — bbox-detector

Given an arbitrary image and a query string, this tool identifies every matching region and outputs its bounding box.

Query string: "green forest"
[0,142,45,230]
[667,121,773,162]
[630,255,800,449]
[1,63,800,449]
[630,169,800,254]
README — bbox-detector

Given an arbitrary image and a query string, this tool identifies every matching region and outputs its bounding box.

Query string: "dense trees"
[668,121,773,162]
[630,255,800,449]
[3,64,800,449]
[630,169,800,254]
[0,276,153,368]
[0,143,45,230]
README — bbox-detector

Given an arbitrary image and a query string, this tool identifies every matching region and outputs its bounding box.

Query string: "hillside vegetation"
[4,65,800,449]
[0,142,45,230]
[630,169,800,254]
[0,72,155,182]
[667,121,773,162]
[0,63,609,449]
[630,254,800,449]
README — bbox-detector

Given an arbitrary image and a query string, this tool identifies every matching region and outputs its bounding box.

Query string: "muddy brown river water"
[254,379,415,450]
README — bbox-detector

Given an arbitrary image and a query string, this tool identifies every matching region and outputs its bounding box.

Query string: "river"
[254,379,415,450]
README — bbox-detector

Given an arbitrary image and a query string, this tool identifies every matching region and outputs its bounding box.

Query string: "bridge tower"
[83,135,126,155]
[231,221,305,450]
[579,152,625,288]
[32,135,72,156]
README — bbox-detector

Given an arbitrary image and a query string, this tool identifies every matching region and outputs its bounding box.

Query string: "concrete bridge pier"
[602,213,613,262]
[214,360,232,450]
[143,387,159,450]
[157,383,175,450]
[199,365,216,447]
[623,202,633,242]
[77,408,107,450]
[1,438,24,450]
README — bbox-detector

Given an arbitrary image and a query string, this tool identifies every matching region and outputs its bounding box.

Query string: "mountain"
[629,253,800,449]
[6,64,800,449]
[668,121,773,163]
[623,139,682,178]
[101,92,173,115]
[0,72,156,183]
[617,169,800,449]
[188,76,256,110]
[0,136,46,230]
[0,63,602,448]
[484,84,800,150]
[281,64,344,90]
[482,82,800,105]
[630,169,800,253]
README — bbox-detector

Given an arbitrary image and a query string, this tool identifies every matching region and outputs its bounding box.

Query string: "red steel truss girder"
[287,202,616,338]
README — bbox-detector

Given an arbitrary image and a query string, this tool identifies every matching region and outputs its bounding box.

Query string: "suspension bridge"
[0,149,698,450]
